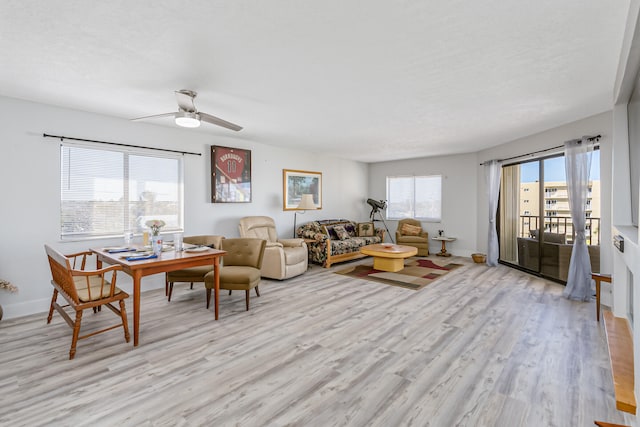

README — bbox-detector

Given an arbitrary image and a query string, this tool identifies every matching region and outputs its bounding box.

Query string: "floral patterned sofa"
[296,219,385,268]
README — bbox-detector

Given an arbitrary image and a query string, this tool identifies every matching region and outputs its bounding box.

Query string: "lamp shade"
[296,194,316,210]
[175,111,201,128]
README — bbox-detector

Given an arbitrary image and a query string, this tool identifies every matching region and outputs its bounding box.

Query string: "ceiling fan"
[131,89,243,131]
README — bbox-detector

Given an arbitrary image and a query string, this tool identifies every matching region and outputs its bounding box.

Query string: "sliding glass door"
[499,161,541,273]
[498,152,600,283]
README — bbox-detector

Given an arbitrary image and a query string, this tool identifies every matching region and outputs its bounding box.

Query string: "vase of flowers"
[146,219,166,255]
[0,279,18,321]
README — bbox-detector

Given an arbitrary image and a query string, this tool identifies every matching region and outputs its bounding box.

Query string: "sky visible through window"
[520,152,600,182]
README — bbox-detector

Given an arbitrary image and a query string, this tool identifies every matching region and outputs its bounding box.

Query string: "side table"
[592,273,611,322]
[432,236,456,257]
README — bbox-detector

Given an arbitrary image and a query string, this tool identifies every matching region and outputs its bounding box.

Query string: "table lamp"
[293,194,317,237]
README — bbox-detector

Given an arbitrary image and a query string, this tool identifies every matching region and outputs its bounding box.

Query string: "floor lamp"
[293,194,317,237]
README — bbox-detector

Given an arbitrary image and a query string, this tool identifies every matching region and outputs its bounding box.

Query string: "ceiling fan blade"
[199,112,243,131]
[130,112,176,121]
[175,90,197,112]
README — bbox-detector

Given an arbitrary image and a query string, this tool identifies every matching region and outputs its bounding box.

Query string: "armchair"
[204,238,267,311]
[395,218,429,256]
[238,216,307,279]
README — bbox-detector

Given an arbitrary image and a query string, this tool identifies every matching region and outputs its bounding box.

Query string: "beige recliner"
[238,216,308,280]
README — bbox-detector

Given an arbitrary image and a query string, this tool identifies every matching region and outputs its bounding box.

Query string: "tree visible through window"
[386,175,442,221]
[60,143,183,240]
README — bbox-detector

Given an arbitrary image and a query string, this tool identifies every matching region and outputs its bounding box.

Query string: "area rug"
[334,257,463,290]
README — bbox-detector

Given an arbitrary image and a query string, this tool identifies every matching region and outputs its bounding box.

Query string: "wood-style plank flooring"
[0,257,635,426]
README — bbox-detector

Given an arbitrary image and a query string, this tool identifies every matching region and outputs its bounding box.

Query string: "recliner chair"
[238,216,308,279]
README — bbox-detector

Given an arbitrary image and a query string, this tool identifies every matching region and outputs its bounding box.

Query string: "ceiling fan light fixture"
[175,111,201,128]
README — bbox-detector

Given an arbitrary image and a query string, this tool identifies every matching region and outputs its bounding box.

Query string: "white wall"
[475,111,614,273]
[368,153,479,256]
[0,95,369,319]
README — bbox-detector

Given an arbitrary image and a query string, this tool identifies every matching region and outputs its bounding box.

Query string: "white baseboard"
[2,297,51,320]
[1,278,166,321]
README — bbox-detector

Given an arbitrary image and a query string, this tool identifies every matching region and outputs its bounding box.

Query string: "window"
[386,175,441,221]
[61,143,183,240]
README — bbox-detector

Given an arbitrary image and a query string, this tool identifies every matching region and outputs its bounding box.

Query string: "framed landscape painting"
[211,145,252,203]
[283,169,322,210]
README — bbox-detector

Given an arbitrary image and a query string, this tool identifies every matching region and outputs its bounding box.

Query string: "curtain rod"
[43,133,202,156]
[479,134,601,166]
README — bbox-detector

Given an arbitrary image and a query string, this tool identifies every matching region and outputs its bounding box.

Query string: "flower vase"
[151,235,163,255]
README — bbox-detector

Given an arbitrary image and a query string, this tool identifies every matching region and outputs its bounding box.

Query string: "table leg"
[592,273,611,322]
[214,257,220,320]
[596,279,601,322]
[437,240,451,257]
[132,271,142,346]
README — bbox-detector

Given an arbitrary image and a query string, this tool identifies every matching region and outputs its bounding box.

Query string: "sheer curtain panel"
[485,160,502,266]
[562,138,594,301]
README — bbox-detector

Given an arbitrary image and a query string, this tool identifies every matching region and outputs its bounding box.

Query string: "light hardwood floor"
[0,257,635,426]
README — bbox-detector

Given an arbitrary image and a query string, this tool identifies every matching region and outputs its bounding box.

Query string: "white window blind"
[61,143,183,240]
[386,175,442,221]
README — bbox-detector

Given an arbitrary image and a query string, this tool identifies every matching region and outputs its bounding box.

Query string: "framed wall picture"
[211,145,252,203]
[283,169,322,210]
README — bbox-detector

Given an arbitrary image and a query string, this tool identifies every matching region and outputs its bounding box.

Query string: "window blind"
[60,143,183,240]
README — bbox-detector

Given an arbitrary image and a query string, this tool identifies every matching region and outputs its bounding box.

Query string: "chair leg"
[245,290,250,311]
[190,282,194,290]
[255,286,260,297]
[165,274,169,296]
[119,300,130,343]
[206,288,211,309]
[70,310,83,360]
[47,289,58,324]
[168,282,174,302]
[228,290,232,295]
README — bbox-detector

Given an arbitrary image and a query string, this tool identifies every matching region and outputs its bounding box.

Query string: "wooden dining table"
[92,246,226,346]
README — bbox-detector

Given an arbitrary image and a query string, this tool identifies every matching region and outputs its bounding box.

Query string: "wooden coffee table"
[360,244,418,272]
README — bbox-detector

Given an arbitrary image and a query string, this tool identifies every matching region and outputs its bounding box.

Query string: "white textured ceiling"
[0,1,630,162]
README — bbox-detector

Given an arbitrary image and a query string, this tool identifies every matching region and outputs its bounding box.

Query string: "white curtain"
[485,160,502,266]
[563,138,594,301]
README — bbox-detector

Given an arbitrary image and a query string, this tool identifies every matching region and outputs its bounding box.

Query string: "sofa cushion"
[401,223,423,236]
[398,235,429,243]
[357,222,374,237]
[343,223,357,237]
[333,225,350,240]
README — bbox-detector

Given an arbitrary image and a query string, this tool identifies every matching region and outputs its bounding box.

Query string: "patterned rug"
[334,257,463,290]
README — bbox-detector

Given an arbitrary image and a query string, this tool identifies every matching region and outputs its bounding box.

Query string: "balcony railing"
[519,215,600,246]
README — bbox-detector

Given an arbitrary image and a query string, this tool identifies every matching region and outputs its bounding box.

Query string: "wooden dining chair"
[165,235,224,301]
[45,244,130,359]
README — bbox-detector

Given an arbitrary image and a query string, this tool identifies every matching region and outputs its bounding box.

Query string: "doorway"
[498,151,601,282]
